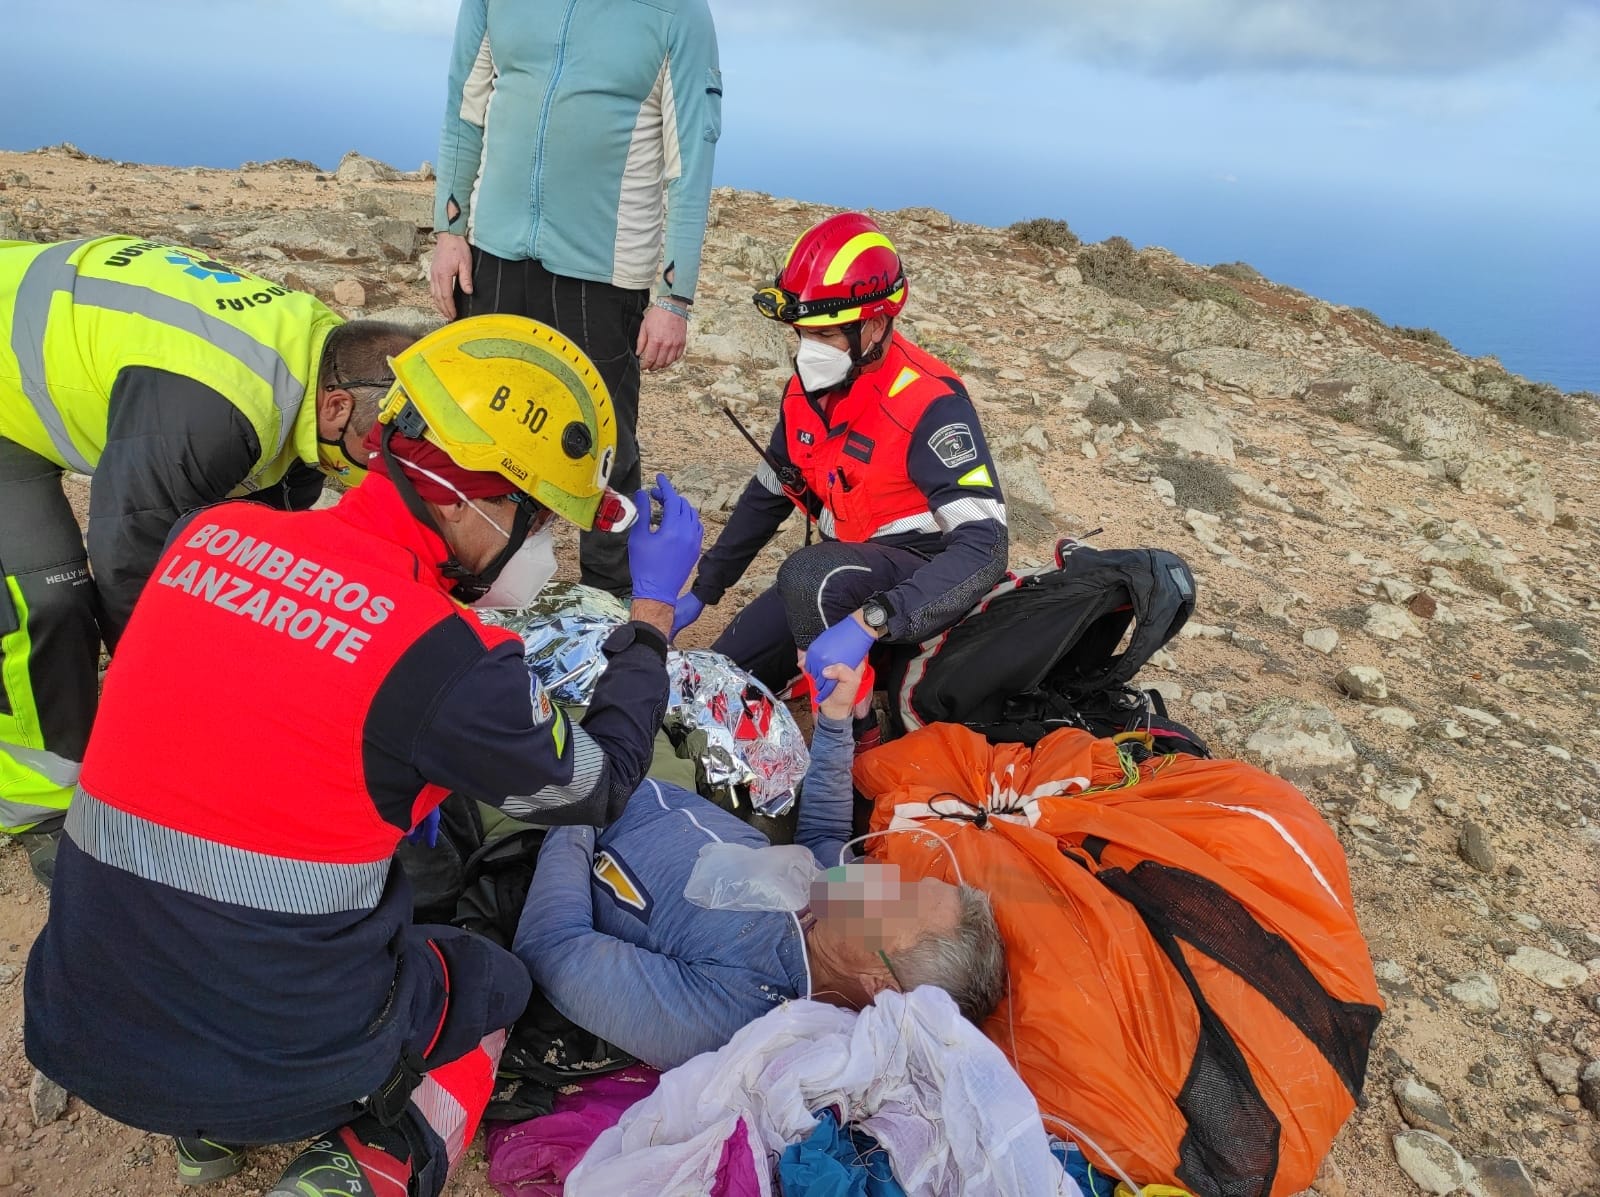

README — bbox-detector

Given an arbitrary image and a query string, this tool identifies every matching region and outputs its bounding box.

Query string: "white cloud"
[717,0,1598,76]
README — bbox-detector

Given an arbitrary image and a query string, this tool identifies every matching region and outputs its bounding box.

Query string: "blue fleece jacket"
[435,0,721,300]
[514,714,856,1069]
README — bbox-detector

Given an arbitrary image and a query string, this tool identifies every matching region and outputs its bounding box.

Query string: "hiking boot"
[266,1119,413,1197]
[17,815,66,890]
[173,1136,246,1186]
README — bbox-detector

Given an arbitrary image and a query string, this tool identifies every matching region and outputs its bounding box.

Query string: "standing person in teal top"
[429,0,722,600]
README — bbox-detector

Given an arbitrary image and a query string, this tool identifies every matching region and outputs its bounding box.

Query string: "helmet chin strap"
[378,423,535,601]
[843,320,890,381]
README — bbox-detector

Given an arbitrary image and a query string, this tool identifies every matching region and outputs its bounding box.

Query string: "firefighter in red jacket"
[23,316,704,1197]
[675,212,1009,716]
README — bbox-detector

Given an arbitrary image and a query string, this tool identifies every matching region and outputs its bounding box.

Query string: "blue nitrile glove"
[628,473,705,605]
[405,807,440,847]
[671,592,706,641]
[804,615,875,703]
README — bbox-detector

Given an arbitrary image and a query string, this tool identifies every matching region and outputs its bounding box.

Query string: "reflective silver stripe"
[0,739,81,788]
[67,787,388,915]
[11,239,95,472]
[405,1030,504,1167]
[817,508,837,539]
[871,511,941,538]
[501,723,607,818]
[0,795,70,829]
[755,459,784,495]
[73,277,306,458]
[933,496,1008,533]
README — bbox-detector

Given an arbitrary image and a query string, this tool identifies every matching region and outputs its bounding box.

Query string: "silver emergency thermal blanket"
[665,649,806,817]
[478,583,628,706]
[479,584,807,816]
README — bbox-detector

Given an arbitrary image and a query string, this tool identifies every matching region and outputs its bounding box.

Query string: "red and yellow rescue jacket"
[693,333,1010,643]
[24,475,669,1139]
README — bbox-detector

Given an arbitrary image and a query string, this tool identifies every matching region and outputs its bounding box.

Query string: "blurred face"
[809,863,961,960]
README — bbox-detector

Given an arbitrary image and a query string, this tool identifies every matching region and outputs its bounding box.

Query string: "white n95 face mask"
[794,337,853,394]
[470,525,558,610]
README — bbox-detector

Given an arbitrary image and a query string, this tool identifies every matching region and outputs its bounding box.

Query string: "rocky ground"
[1,144,1597,1197]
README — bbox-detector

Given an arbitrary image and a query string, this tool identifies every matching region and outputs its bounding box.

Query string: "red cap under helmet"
[754,212,908,327]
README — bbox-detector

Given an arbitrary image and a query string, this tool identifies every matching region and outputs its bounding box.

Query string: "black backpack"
[886,540,1206,754]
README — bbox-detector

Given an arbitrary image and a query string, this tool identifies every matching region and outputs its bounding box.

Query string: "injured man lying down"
[513,657,1007,1070]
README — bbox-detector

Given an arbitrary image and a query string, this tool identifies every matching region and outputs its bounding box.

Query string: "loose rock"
[335,150,400,182]
[1243,702,1357,778]
[1457,822,1496,874]
[1536,1052,1582,1096]
[332,278,367,308]
[1506,946,1588,989]
[30,1069,69,1126]
[1393,1076,1456,1136]
[1303,627,1340,654]
[1367,706,1419,730]
[1466,1156,1535,1197]
[1445,972,1500,1013]
[1409,592,1439,620]
[1335,664,1388,702]
[1393,1129,1473,1195]
[1365,603,1424,641]
[1378,777,1423,812]
[1580,1060,1600,1118]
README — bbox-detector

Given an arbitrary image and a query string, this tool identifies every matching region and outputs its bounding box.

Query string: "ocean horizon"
[4,135,1593,397]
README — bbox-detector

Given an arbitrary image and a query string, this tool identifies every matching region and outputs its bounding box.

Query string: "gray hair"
[893,884,1007,1025]
[316,320,423,434]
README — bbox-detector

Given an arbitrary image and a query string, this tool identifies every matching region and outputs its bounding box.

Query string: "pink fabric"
[711,1116,764,1197]
[485,1066,662,1196]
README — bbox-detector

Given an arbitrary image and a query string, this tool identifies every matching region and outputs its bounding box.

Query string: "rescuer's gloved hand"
[804,615,875,702]
[405,807,441,848]
[671,592,706,641]
[628,474,704,606]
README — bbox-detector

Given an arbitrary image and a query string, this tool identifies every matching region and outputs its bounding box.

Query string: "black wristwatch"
[861,595,892,633]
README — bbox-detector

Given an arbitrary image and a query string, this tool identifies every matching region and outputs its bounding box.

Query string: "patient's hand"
[818,660,867,721]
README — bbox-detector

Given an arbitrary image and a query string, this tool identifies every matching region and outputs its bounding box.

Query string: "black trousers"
[455,249,650,599]
[712,540,927,693]
[0,437,100,831]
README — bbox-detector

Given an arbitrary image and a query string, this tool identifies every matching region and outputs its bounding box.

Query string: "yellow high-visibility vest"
[0,236,342,491]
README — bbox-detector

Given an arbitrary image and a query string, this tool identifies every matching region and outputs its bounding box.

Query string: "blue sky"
[2,0,1597,388]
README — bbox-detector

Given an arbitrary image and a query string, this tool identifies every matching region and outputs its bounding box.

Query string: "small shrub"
[1078,236,1173,308]
[1083,394,1125,425]
[1008,217,1080,252]
[1394,325,1454,351]
[1108,374,1173,421]
[1079,237,1247,311]
[1477,369,1586,437]
[1211,261,1263,283]
[1177,276,1250,312]
[1348,306,1385,326]
[1149,454,1238,513]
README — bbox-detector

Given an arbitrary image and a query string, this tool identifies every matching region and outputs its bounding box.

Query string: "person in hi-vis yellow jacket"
[0,235,419,881]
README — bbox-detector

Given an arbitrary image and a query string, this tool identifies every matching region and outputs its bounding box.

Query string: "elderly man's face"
[810,863,961,954]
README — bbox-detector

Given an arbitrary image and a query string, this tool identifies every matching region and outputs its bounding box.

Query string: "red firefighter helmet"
[753,212,908,328]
